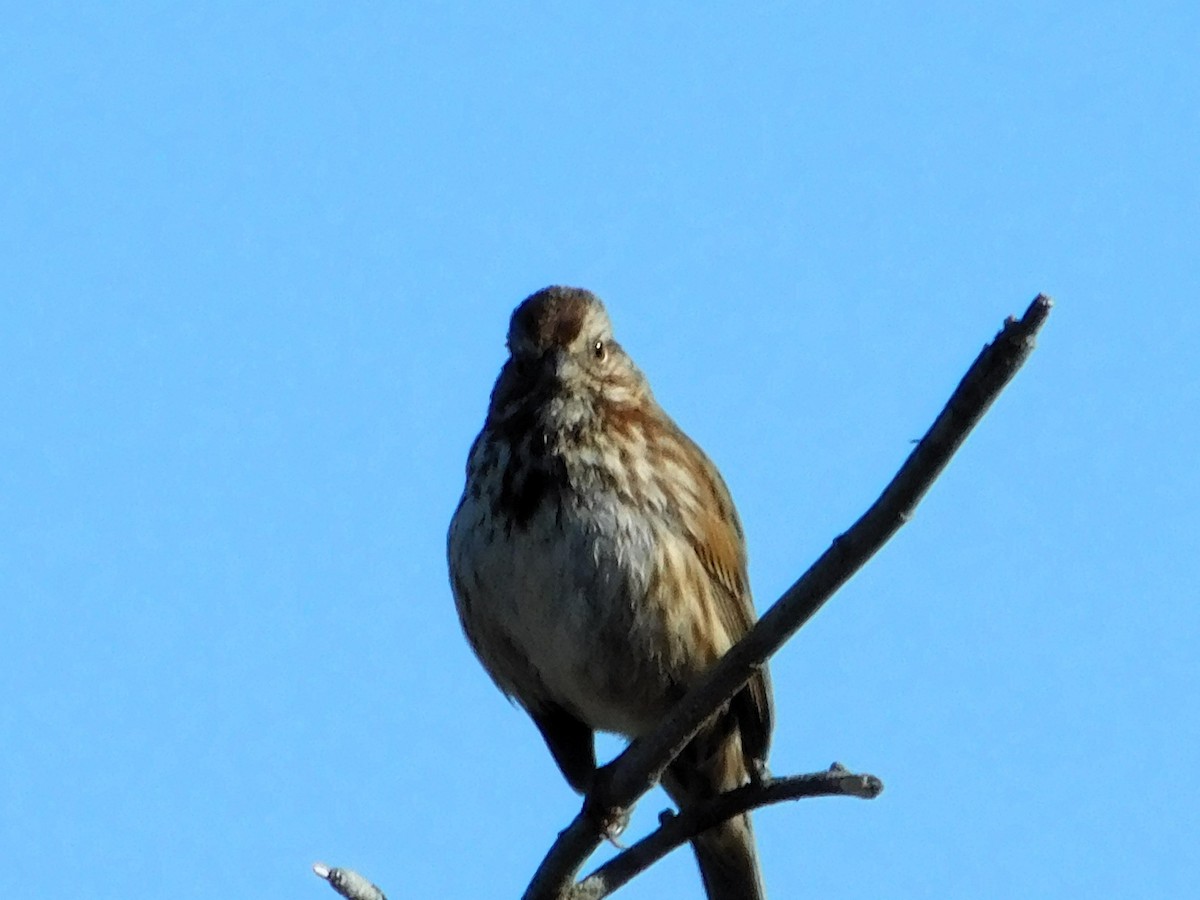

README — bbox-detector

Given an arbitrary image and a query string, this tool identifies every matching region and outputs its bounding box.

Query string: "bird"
[448,285,773,898]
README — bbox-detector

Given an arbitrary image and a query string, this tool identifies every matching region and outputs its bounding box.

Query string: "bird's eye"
[592,339,607,361]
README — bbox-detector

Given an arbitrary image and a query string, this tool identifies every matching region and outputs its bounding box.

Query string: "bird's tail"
[690,810,766,900]
[663,728,767,900]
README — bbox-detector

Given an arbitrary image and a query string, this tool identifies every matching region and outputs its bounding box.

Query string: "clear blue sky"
[3,4,1196,898]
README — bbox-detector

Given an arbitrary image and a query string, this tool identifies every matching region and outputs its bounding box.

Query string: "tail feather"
[663,727,768,899]
[691,811,765,900]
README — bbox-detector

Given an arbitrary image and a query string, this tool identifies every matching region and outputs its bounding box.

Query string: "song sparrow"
[448,286,773,899]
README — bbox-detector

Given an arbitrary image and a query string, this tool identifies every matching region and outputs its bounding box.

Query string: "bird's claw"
[583,763,632,847]
[583,793,631,846]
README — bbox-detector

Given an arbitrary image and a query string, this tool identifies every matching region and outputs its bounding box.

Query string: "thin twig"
[522,295,1053,900]
[570,765,883,899]
[313,863,388,900]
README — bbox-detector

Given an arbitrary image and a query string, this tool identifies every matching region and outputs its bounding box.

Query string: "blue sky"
[3,3,1197,898]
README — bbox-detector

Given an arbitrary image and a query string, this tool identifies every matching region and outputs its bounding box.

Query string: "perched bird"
[448,286,773,899]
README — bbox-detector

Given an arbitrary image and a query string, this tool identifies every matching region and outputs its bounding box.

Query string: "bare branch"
[313,863,388,900]
[570,764,883,899]
[522,295,1053,900]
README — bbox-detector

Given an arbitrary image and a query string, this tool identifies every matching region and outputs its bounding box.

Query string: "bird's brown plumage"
[449,286,773,898]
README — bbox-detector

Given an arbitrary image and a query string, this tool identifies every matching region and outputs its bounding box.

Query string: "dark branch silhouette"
[570,764,883,899]
[316,294,1053,900]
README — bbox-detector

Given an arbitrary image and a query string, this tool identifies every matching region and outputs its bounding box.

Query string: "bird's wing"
[670,423,774,764]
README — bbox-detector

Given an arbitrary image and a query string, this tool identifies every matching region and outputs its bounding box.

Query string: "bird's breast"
[450,439,684,736]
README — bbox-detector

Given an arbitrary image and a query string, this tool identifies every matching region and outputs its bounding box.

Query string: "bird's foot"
[583,762,632,847]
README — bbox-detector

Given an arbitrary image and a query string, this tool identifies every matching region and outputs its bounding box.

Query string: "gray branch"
[569,764,883,899]
[313,863,387,900]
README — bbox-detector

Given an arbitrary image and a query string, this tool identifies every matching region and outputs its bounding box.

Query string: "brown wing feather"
[671,422,774,765]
